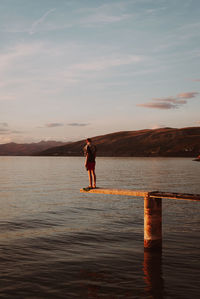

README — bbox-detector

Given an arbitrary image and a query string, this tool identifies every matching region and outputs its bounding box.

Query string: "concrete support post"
[144,195,162,250]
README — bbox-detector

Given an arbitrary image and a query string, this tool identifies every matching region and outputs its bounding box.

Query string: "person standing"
[84,138,97,189]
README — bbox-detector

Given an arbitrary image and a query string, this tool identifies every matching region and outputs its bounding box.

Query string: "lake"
[0,157,199,298]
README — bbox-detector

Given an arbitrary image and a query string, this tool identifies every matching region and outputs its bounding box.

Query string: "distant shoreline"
[1,127,200,158]
[0,154,197,158]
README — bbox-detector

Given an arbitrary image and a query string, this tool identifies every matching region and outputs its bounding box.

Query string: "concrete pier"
[80,188,200,250]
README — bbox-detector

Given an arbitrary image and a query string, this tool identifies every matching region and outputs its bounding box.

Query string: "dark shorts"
[87,162,95,171]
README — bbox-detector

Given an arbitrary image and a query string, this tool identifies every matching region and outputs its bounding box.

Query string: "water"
[0,157,199,298]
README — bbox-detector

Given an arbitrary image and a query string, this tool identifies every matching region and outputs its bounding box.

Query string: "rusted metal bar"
[149,191,200,201]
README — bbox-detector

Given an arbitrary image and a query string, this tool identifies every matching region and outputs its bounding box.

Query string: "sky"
[0,0,200,144]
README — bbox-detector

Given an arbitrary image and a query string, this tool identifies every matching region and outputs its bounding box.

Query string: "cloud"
[82,13,130,26]
[68,55,143,73]
[195,121,200,125]
[0,95,16,101]
[2,2,129,34]
[177,92,199,99]
[145,6,167,15]
[193,79,200,82]
[153,97,187,104]
[78,2,131,26]
[137,102,178,110]
[0,128,9,134]
[0,41,144,92]
[138,91,199,110]
[0,122,8,127]
[1,12,72,35]
[0,122,9,133]
[0,123,23,135]
[29,8,56,35]
[0,42,44,74]
[45,123,64,128]
[68,123,89,127]
[58,53,144,86]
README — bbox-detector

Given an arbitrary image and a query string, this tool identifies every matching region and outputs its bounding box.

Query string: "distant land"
[0,127,199,157]
[35,127,200,158]
[0,141,66,156]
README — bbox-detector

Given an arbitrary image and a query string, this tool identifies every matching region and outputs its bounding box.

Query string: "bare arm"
[85,153,89,168]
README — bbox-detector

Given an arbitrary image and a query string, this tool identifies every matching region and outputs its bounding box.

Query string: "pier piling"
[80,188,200,250]
[144,195,162,251]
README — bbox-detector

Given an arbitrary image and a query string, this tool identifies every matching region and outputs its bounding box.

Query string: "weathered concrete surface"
[80,188,148,198]
[144,195,162,250]
[80,188,200,201]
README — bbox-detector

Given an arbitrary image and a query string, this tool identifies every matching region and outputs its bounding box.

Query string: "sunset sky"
[0,0,200,143]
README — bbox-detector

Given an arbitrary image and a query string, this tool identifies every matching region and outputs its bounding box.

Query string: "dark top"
[85,144,97,163]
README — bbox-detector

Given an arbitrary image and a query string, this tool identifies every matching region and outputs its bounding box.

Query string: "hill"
[0,141,67,156]
[35,127,200,157]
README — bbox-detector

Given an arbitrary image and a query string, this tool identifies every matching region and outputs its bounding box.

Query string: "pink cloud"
[45,123,64,128]
[68,123,89,127]
[137,102,177,109]
[177,92,199,99]
[153,97,187,104]
[138,91,199,110]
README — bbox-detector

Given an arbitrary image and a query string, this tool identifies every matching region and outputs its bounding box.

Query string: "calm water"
[0,157,199,298]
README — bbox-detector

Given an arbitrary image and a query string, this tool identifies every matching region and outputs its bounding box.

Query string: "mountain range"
[35,127,200,157]
[0,127,199,157]
[0,141,66,156]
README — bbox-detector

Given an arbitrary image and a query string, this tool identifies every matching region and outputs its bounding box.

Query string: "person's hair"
[86,138,91,143]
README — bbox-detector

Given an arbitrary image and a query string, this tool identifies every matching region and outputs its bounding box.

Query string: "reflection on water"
[143,250,164,299]
[0,157,200,298]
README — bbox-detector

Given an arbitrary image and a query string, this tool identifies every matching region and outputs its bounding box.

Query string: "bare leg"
[92,170,96,188]
[88,170,93,187]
